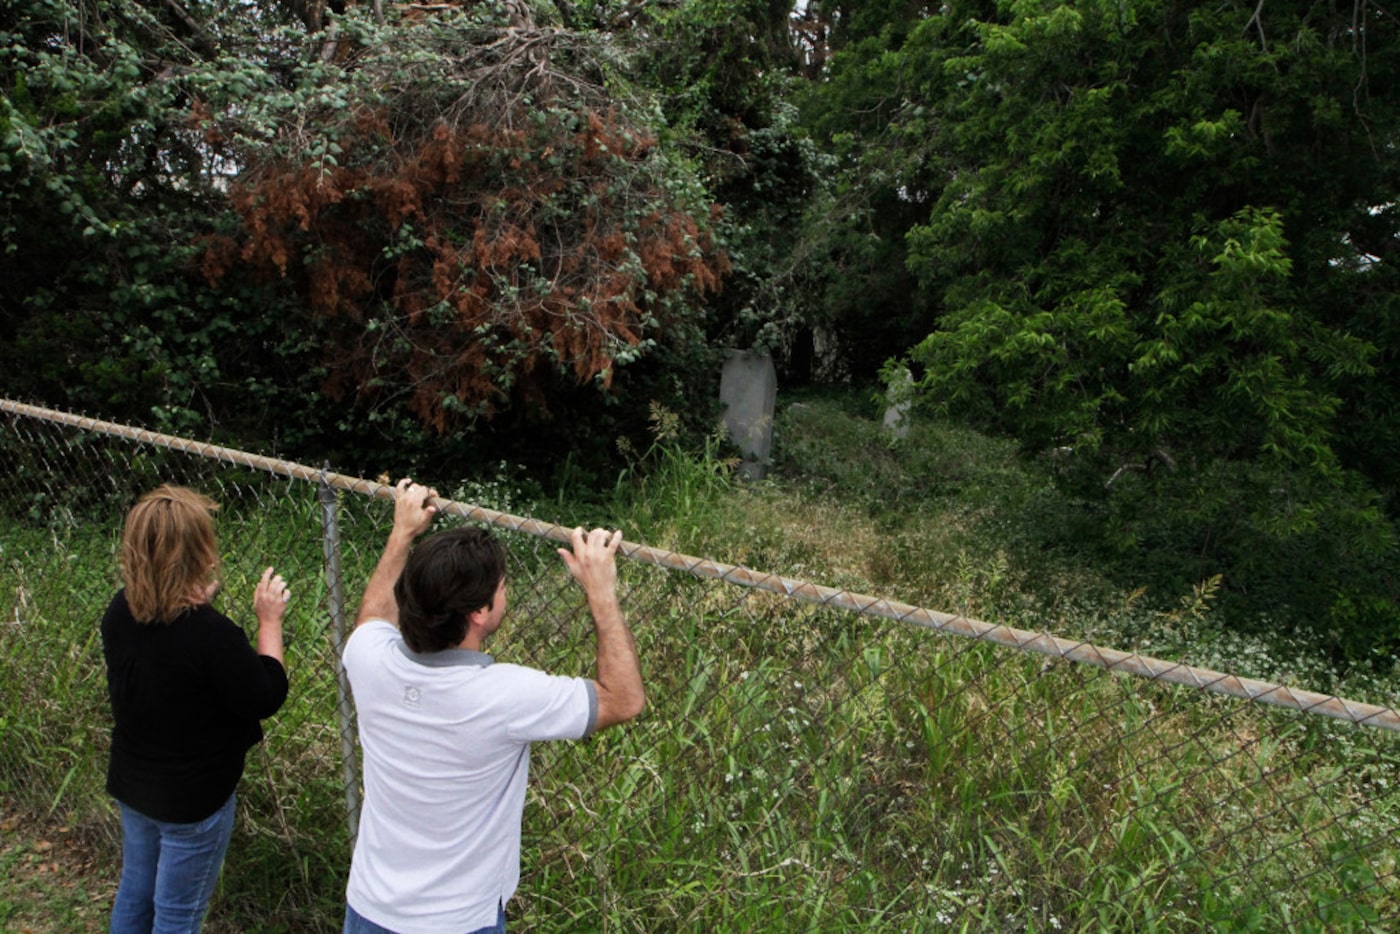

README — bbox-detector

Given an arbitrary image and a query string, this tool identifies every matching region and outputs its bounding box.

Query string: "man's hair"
[396,527,507,653]
[121,485,221,624]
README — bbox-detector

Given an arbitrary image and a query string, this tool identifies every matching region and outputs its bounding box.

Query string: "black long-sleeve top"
[101,589,289,823]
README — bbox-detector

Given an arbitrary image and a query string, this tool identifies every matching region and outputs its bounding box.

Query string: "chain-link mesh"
[3,399,1398,932]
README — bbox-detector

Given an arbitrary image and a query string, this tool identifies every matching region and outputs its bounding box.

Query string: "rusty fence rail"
[3,398,1398,932]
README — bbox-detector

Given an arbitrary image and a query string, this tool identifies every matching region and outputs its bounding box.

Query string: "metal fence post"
[319,466,360,844]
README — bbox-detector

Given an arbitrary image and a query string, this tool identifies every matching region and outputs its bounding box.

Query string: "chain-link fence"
[3,398,1399,932]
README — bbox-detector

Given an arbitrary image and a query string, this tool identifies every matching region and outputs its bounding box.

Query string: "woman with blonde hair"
[101,484,291,933]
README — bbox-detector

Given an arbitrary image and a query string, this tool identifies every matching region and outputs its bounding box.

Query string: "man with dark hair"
[394,528,508,654]
[342,478,645,934]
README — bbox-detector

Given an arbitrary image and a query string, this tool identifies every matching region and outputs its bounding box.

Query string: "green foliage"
[628,0,828,366]
[0,0,323,438]
[786,0,953,378]
[793,0,1400,638]
[6,0,1398,666]
[769,388,1400,664]
[608,403,738,549]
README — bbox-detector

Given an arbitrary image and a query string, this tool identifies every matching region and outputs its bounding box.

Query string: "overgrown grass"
[3,396,1399,930]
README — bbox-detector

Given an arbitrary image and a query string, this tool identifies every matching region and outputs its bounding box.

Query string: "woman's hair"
[396,527,507,653]
[121,485,221,624]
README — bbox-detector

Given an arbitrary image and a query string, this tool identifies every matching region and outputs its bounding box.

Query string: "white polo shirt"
[344,620,597,933]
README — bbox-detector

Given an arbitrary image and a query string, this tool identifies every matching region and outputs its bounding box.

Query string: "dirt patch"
[0,811,115,933]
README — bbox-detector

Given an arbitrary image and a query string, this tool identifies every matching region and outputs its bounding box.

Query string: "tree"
[807,0,1400,637]
[196,6,730,437]
[2,0,744,475]
[622,0,826,379]
[0,0,322,437]
[785,0,943,380]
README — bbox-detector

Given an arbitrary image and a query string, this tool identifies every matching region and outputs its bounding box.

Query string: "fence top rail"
[6,397,1399,733]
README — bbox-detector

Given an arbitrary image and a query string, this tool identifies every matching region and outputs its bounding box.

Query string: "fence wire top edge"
[6,397,1397,733]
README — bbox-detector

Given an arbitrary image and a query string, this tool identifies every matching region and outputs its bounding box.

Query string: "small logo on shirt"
[402,685,422,709]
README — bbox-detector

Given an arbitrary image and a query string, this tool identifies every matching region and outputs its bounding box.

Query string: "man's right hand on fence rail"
[392,477,439,539]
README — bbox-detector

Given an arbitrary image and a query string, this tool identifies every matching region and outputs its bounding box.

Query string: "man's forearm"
[355,479,440,628]
[356,529,417,627]
[591,592,644,728]
[557,526,642,730]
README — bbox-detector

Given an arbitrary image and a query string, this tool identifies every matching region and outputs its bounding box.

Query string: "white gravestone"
[720,350,777,481]
[883,366,913,439]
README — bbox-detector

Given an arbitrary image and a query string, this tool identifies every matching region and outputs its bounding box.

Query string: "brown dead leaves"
[201,98,729,431]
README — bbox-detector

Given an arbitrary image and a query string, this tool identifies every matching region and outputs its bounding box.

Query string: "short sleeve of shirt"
[494,663,596,743]
[343,619,395,675]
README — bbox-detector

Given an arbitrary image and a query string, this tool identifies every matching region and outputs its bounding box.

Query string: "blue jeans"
[343,901,506,934]
[109,794,237,934]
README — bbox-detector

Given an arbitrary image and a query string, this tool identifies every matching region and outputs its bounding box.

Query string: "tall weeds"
[2,399,1398,930]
